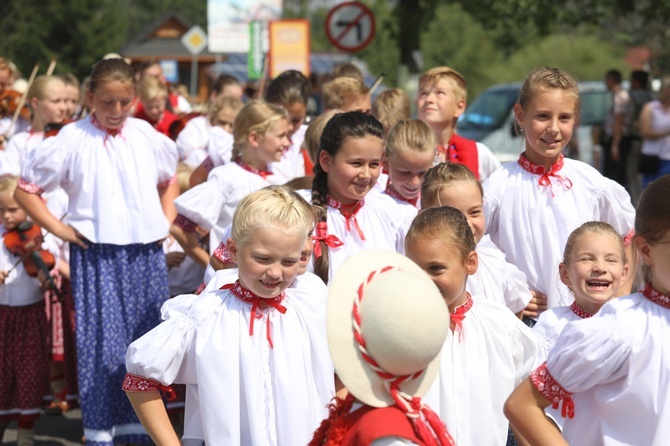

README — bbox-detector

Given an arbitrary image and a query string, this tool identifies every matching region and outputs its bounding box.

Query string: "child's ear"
[559,262,572,288]
[465,250,478,275]
[248,130,260,147]
[319,149,332,173]
[513,103,525,131]
[635,236,653,266]
[226,238,238,263]
[619,262,629,286]
[454,99,466,119]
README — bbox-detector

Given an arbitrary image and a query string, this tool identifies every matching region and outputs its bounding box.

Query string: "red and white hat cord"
[352,267,456,446]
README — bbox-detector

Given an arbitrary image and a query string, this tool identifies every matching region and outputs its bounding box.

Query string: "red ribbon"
[517,153,573,197]
[552,396,575,419]
[235,160,273,179]
[450,295,473,341]
[221,281,287,348]
[311,222,344,258]
[327,195,366,240]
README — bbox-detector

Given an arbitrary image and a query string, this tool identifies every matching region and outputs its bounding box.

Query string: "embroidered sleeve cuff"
[158,175,178,189]
[203,156,215,173]
[212,240,235,265]
[17,178,44,195]
[623,229,635,247]
[122,373,177,401]
[530,362,572,404]
[173,214,197,233]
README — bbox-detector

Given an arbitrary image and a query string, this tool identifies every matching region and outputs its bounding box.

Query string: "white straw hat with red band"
[327,249,449,408]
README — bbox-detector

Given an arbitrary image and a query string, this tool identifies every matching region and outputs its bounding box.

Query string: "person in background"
[626,70,655,202]
[322,76,371,114]
[372,88,411,135]
[602,69,631,187]
[135,76,178,137]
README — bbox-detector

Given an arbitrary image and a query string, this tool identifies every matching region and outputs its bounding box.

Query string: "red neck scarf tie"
[235,160,273,179]
[517,153,573,197]
[311,221,344,258]
[327,195,366,240]
[451,295,473,341]
[642,283,670,309]
[570,301,594,319]
[385,182,419,207]
[221,280,287,348]
[91,114,123,137]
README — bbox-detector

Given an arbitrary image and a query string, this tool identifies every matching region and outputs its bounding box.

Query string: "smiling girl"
[15,58,179,445]
[484,67,636,318]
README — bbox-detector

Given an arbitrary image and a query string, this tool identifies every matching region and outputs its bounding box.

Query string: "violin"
[0,89,31,121]
[44,118,74,138]
[4,221,59,296]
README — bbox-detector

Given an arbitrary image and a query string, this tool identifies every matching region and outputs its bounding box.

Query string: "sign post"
[248,21,265,81]
[325,2,376,53]
[181,25,208,98]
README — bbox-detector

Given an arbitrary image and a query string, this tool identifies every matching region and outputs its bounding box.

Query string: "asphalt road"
[2,409,83,446]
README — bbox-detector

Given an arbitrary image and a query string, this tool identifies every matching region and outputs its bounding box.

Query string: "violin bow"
[46,58,57,76]
[6,63,39,138]
[369,72,385,96]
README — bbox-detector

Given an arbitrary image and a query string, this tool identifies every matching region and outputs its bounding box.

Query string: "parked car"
[456,82,611,168]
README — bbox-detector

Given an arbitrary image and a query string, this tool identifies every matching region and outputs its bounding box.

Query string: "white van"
[456,82,611,168]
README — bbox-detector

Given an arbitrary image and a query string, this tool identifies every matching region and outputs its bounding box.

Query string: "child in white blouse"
[484,67,636,317]
[170,100,290,268]
[505,174,670,446]
[124,186,334,446]
[15,58,179,445]
[311,111,412,284]
[421,162,534,315]
[405,206,537,446]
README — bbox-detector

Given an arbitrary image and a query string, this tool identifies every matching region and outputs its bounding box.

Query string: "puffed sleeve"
[510,319,539,384]
[502,260,533,313]
[597,178,635,242]
[125,294,199,386]
[153,132,179,187]
[176,118,207,164]
[0,135,23,176]
[483,179,502,243]
[207,127,234,167]
[173,166,231,230]
[543,316,631,395]
[20,134,69,194]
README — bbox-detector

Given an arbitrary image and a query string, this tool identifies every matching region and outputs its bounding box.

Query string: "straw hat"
[327,250,449,408]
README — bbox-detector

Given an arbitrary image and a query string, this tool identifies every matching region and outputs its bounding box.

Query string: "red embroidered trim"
[517,153,572,196]
[384,183,418,207]
[121,373,176,400]
[91,114,123,137]
[221,280,287,348]
[203,156,215,173]
[173,214,197,233]
[157,175,177,189]
[212,240,235,265]
[451,295,473,341]
[570,301,594,319]
[235,160,273,179]
[327,195,366,240]
[623,229,635,248]
[642,283,670,309]
[530,362,574,419]
[17,178,44,195]
[312,221,344,258]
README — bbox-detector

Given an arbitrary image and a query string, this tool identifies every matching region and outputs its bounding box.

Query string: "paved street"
[2,409,83,446]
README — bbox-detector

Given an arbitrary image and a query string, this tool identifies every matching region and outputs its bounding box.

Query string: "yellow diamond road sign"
[181,25,208,55]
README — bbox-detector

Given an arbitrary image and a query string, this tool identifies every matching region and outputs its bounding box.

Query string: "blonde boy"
[322,76,371,113]
[372,88,411,134]
[417,66,499,180]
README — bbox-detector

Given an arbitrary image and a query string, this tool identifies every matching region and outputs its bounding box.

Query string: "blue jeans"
[642,160,670,189]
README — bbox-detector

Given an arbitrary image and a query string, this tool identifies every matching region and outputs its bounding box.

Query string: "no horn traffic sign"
[325,2,376,53]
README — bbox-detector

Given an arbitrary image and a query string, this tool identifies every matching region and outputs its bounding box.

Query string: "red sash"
[341,405,424,445]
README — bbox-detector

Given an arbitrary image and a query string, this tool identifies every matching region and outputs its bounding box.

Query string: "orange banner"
[269,19,310,79]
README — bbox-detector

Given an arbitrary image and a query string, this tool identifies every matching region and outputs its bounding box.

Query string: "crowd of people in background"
[0,51,668,446]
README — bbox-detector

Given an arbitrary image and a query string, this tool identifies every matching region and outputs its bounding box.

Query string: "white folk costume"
[124,277,334,446]
[530,285,670,445]
[467,235,533,314]
[206,126,234,167]
[19,115,177,445]
[0,130,41,176]
[173,161,281,254]
[271,123,307,183]
[0,115,29,141]
[423,296,538,446]
[382,181,420,218]
[176,115,210,167]
[315,192,413,282]
[483,154,635,311]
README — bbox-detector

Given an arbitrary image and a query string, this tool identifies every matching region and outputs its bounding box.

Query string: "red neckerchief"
[451,294,473,341]
[235,160,273,179]
[311,221,344,258]
[642,283,670,309]
[220,280,287,348]
[91,114,123,137]
[570,301,594,319]
[327,195,366,240]
[437,133,480,179]
[517,153,573,196]
[384,182,418,207]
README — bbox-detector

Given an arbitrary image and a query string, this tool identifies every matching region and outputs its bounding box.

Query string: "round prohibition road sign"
[325,2,376,52]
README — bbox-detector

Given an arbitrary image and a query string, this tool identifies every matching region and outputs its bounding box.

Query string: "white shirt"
[163,236,205,297]
[0,116,29,140]
[641,100,670,160]
[271,124,307,183]
[173,162,282,253]
[206,126,234,166]
[423,297,537,446]
[0,130,41,176]
[20,117,178,245]
[467,235,532,314]
[477,141,501,181]
[125,277,334,446]
[540,292,670,445]
[0,224,60,306]
[483,157,635,310]
[176,116,210,168]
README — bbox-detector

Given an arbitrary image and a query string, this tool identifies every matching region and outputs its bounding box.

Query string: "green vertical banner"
[248,21,264,80]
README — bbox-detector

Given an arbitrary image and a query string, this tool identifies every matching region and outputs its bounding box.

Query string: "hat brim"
[327,249,445,407]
